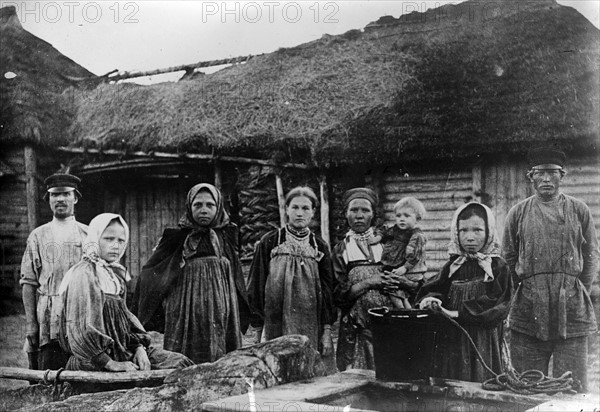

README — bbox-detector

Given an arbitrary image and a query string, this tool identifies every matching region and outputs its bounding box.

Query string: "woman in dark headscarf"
[332,188,399,371]
[132,183,250,364]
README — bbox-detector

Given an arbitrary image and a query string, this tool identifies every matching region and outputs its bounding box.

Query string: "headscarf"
[448,202,501,282]
[342,187,378,212]
[178,183,229,262]
[59,213,130,294]
[179,183,230,230]
[342,187,382,263]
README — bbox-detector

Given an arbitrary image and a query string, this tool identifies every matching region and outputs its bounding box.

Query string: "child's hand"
[392,267,408,277]
[133,346,151,371]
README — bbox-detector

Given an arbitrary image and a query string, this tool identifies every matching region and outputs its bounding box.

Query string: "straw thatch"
[66,0,599,166]
[0,6,95,147]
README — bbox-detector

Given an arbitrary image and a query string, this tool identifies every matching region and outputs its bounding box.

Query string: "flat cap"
[528,147,566,168]
[44,173,82,198]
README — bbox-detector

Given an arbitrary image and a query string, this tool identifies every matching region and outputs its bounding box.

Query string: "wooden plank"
[472,164,482,203]
[383,170,471,183]
[3,147,26,168]
[0,367,174,384]
[58,146,311,170]
[214,160,222,190]
[275,174,286,228]
[384,190,474,202]
[0,222,30,232]
[24,146,38,232]
[319,174,330,247]
[382,212,455,224]
[382,180,472,193]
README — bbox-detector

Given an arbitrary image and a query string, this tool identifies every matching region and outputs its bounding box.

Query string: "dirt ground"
[1,298,598,394]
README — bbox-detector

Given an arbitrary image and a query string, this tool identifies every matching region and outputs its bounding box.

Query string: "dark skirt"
[163,256,242,364]
[434,278,503,382]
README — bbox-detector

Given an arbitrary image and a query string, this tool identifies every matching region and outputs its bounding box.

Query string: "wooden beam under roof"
[57,147,312,171]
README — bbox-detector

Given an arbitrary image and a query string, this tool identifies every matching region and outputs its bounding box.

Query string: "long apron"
[163,239,242,364]
[263,230,323,350]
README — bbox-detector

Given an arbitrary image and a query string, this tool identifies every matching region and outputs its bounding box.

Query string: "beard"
[53,207,73,219]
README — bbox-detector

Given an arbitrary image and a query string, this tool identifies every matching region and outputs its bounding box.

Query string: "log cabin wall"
[86,175,211,294]
[0,146,28,296]
[373,154,600,284]
[0,145,66,298]
[480,155,532,245]
[370,167,476,278]
[559,157,600,242]
[482,154,600,246]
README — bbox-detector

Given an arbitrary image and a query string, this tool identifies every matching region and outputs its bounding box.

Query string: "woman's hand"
[104,359,139,372]
[320,325,333,356]
[418,296,442,310]
[133,346,151,371]
[364,272,388,290]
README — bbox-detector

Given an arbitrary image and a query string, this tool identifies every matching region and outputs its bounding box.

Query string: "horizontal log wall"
[0,146,59,297]
[560,158,600,244]
[0,147,27,294]
[378,155,599,281]
[483,155,600,246]
[375,167,475,277]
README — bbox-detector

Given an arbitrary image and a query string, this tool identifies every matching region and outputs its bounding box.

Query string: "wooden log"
[472,164,482,203]
[275,174,286,228]
[24,145,38,232]
[214,160,222,190]
[0,367,174,384]
[383,180,472,193]
[57,147,311,171]
[318,174,330,247]
[106,53,263,82]
[383,190,474,202]
[383,170,471,183]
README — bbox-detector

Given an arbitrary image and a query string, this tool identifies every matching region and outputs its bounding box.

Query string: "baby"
[370,197,427,309]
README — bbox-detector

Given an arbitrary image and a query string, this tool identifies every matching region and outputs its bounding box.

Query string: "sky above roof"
[5,1,600,84]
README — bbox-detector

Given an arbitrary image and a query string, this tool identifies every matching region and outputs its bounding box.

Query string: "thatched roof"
[67,0,599,167]
[0,6,95,147]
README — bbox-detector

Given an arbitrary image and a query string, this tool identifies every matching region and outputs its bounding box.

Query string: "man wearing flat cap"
[20,173,88,371]
[502,148,599,392]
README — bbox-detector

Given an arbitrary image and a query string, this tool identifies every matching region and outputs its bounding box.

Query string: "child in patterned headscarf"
[417,202,512,382]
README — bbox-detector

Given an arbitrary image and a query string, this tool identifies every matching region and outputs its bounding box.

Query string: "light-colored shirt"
[503,194,599,340]
[20,216,88,349]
